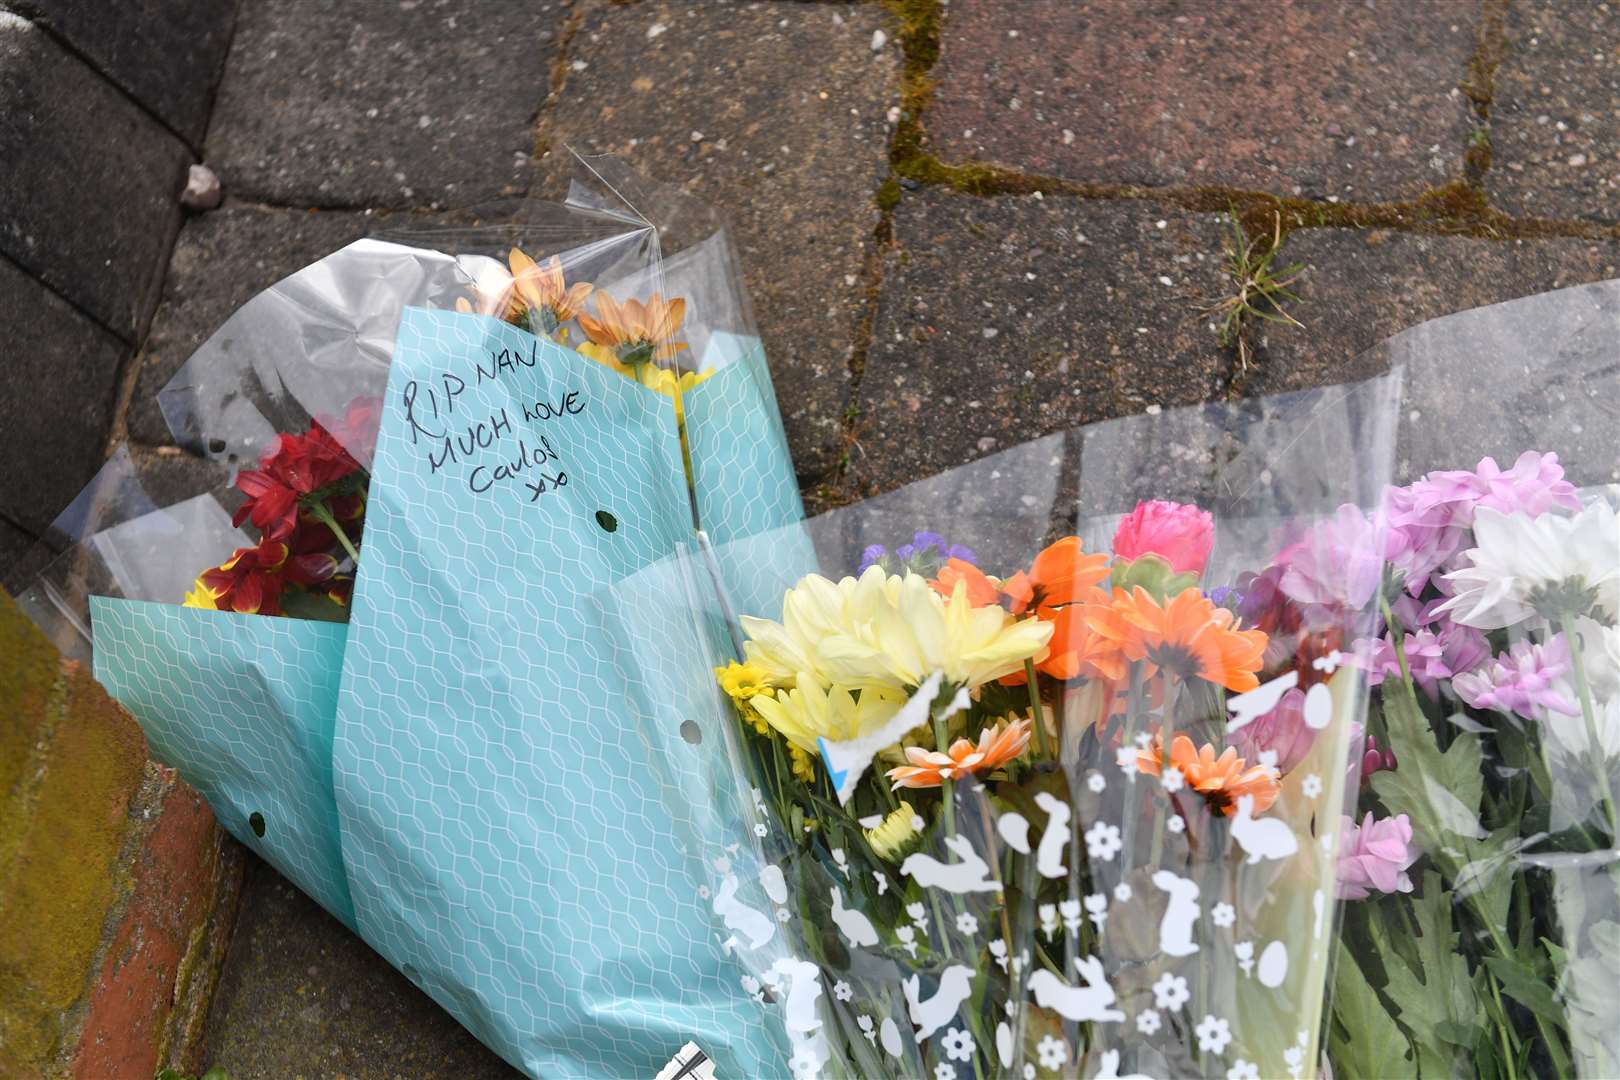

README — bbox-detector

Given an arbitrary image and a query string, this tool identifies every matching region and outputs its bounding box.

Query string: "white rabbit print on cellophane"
[699,661,1353,1080]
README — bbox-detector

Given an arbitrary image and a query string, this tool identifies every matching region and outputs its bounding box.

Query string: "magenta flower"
[1381,451,1580,595]
[1453,635,1580,721]
[1338,812,1419,900]
[1360,735,1397,786]
[1230,687,1318,773]
[1112,500,1215,575]
[1275,504,1386,614]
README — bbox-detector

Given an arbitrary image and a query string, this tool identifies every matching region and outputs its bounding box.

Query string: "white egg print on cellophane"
[704,656,1350,1080]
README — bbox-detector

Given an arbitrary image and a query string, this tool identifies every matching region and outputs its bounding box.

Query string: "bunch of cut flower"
[181,245,702,620]
[1328,452,1620,1080]
[713,500,1366,1079]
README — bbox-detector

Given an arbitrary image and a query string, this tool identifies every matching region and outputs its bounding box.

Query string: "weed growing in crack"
[1206,211,1304,371]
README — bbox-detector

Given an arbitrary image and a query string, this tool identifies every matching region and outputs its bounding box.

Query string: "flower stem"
[308,500,361,564]
[1148,678,1181,869]
[931,706,960,963]
[1117,662,1147,878]
[1378,594,1412,686]
[1559,616,1618,837]
[1023,658,1053,760]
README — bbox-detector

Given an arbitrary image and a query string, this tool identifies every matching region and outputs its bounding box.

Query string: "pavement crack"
[1461,0,1509,185]
[532,5,588,169]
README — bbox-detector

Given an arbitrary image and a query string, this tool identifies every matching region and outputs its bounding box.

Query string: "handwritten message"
[400,338,587,504]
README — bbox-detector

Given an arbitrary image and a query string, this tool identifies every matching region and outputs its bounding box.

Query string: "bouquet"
[1328,454,1619,1079]
[20,158,805,1079]
[617,373,1406,1079]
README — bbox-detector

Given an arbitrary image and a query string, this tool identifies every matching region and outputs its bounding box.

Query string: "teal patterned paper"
[685,332,817,621]
[89,597,356,928]
[331,308,785,1079]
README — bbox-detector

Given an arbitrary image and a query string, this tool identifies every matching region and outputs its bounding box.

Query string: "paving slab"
[1485,0,1620,222]
[1245,227,1620,486]
[0,256,126,535]
[542,0,899,480]
[0,516,34,589]
[0,13,191,341]
[205,1,564,208]
[1247,226,1620,394]
[928,0,1477,201]
[207,854,518,1080]
[852,189,1230,494]
[10,0,238,145]
[127,207,383,447]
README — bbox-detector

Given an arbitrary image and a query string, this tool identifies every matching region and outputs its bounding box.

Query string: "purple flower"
[1382,451,1580,595]
[1230,687,1319,773]
[857,544,888,573]
[1356,622,1491,696]
[857,532,978,577]
[1437,620,1490,675]
[1275,504,1386,615]
[1453,635,1581,721]
[1338,812,1419,900]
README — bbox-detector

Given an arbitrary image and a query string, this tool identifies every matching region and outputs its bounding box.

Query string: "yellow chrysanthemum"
[716,660,775,700]
[577,342,710,429]
[740,568,1054,695]
[788,743,817,783]
[749,679,906,756]
[819,571,1055,693]
[740,567,900,689]
[866,801,922,861]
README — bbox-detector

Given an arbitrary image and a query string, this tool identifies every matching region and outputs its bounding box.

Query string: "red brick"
[72,778,240,1079]
[929,0,1478,201]
[0,591,240,1075]
[1485,0,1620,222]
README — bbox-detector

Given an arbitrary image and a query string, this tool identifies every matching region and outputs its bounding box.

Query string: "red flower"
[286,514,342,586]
[324,395,385,464]
[324,576,355,607]
[233,422,361,540]
[199,538,292,615]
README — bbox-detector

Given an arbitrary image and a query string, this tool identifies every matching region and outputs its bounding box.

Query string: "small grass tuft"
[1206,211,1305,371]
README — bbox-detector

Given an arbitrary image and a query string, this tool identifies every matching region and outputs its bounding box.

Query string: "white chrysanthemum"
[1441,503,1619,629]
[1573,615,1620,702]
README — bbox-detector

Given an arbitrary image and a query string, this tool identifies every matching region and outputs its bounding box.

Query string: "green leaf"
[1330,941,1414,1079]
[1482,955,1565,1026]
[1370,684,1487,855]
[1367,873,1479,1074]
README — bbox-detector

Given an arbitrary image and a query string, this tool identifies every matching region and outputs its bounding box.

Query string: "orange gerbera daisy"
[1002,537,1111,616]
[1084,586,1267,692]
[1002,602,1126,683]
[887,719,1032,789]
[1137,734,1280,816]
[508,248,593,327]
[577,290,689,363]
[930,557,1001,607]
